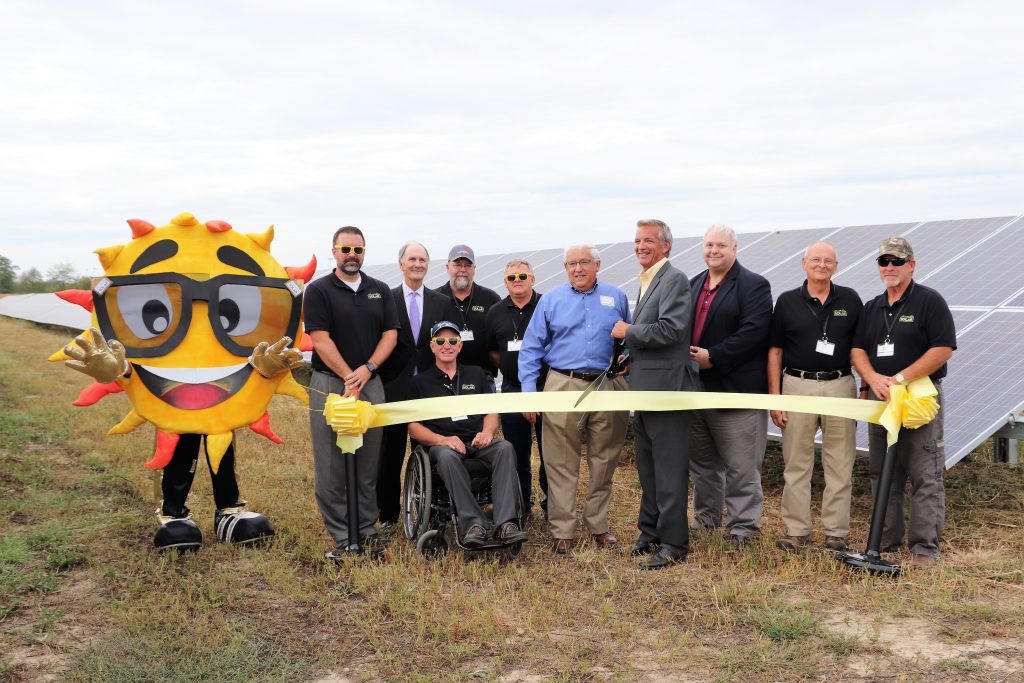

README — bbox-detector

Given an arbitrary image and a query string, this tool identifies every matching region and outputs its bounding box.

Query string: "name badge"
[460,330,475,342]
[600,295,615,308]
[507,339,523,352]
[877,342,895,357]
[815,339,835,356]
[450,415,468,422]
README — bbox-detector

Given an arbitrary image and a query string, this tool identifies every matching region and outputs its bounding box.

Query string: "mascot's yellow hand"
[64,327,130,384]
[248,336,304,378]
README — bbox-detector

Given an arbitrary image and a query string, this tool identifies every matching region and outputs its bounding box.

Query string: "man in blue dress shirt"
[519,244,631,554]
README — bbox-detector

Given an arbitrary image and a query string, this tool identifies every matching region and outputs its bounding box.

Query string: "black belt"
[551,367,602,382]
[316,368,340,379]
[784,367,851,381]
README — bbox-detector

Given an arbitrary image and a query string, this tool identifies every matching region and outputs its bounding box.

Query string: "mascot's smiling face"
[89,213,304,434]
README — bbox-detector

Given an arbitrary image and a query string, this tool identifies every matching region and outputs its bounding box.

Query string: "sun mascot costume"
[50,212,315,551]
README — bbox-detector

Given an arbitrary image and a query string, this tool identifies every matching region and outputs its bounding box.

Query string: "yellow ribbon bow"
[878,376,940,446]
[323,394,376,452]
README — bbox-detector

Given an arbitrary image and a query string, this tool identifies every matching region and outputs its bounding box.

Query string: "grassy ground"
[1,316,1022,682]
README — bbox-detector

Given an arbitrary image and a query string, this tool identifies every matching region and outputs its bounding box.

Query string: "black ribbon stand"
[837,442,901,576]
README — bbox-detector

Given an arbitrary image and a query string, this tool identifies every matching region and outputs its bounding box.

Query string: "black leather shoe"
[630,539,661,557]
[463,525,488,548]
[638,546,686,570]
[494,522,528,544]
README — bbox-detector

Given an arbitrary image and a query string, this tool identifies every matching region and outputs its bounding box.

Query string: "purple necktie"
[409,290,421,344]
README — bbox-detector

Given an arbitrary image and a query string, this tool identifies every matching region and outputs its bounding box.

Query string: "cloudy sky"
[1,1,1021,277]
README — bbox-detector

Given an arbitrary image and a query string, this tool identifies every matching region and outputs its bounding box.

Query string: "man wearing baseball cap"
[437,245,501,391]
[407,321,528,548]
[851,236,956,567]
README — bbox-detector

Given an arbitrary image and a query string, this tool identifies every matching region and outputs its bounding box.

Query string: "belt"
[784,367,851,381]
[551,367,603,382]
[316,368,341,379]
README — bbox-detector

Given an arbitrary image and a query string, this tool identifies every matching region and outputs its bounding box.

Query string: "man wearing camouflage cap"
[851,236,956,567]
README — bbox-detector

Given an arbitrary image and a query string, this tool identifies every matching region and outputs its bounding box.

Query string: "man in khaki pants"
[768,242,863,552]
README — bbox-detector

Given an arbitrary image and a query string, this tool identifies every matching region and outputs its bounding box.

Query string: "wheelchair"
[402,444,525,558]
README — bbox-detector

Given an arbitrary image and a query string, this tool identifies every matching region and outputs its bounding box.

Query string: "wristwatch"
[365,361,377,377]
[894,372,906,383]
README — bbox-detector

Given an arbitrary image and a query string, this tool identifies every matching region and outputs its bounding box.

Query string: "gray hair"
[704,224,737,247]
[803,241,838,260]
[398,240,430,261]
[563,244,601,261]
[637,219,673,255]
[505,258,533,271]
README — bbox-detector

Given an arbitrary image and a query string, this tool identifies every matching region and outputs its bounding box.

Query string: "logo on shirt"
[461,383,476,391]
[471,305,485,313]
[833,309,848,317]
[899,314,915,323]
[367,292,382,300]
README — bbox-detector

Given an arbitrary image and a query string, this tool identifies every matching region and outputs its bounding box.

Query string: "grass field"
[1,317,1022,682]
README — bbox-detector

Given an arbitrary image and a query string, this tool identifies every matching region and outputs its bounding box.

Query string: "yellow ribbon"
[323,378,940,452]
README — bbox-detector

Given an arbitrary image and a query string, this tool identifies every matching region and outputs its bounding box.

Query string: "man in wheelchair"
[407,321,529,548]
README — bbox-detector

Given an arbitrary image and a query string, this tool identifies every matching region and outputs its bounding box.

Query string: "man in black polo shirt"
[408,321,528,548]
[437,244,501,390]
[304,226,399,559]
[485,258,548,517]
[852,236,956,567]
[768,241,863,553]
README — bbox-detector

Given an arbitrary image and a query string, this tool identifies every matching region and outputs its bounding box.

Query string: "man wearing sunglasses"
[485,259,549,520]
[437,245,501,392]
[851,237,956,568]
[304,226,399,560]
[407,321,528,548]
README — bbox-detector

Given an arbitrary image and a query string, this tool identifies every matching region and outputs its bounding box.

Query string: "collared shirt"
[436,280,502,375]
[518,280,631,392]
[484,290,543,388]
[408,363,491,442]
[303,270,400,373]
[691,275,722,345]
[637,257,669,302]
[770,280,863,372]
[853,280,956,380]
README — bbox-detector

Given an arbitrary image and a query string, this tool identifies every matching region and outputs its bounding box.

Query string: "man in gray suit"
[612,219,699,570]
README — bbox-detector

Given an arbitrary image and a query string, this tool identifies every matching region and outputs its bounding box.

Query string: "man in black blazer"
[376,241,450,526]
[612,219,700,569]
[688,224,773,546]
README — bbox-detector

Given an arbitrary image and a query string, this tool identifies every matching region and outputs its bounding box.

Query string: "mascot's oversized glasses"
[92,273,303,358]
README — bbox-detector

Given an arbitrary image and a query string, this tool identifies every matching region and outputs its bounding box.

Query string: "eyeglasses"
[877,256,908,267]
[806,257,836,266]
[505,273,533,281]
[334,245,365,254]
[432,337,461,346]
[565,259,595,268]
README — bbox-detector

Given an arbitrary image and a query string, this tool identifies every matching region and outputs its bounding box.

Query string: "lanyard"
[506,295,534,340]
[451,288,474,331]
[441,370,461,396]
[881,282,915,343]
[803,286,833,341]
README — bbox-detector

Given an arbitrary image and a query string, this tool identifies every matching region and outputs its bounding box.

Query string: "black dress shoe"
[638,546,686,570]
[463,525,488,548]
[630,539,661,557]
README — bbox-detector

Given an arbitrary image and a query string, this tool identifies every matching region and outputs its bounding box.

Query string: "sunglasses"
[505,272,533,282]
[432,336,461,346]
[877,256,908,267]
[334,245,365,254]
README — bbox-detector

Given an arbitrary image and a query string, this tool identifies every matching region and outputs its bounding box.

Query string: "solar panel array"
[2,214,1021,468]
[357,215,1024,468]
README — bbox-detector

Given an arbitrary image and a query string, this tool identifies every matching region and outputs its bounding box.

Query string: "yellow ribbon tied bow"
[877,376,940,446]
[323,394,376,452]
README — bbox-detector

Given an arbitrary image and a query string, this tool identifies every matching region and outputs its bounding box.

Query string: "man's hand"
[770,410,788,429]
[867,373,897,402]
[471,431,493,449]
[690,346,712,369]
[344,364,372,394]
[611,320,629,339]
[64,328,130,383]
[444,435,467,455]
[522,412,538,425]
[248,336,303,378]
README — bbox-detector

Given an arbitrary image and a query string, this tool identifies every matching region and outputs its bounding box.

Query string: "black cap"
[429,320,461,337]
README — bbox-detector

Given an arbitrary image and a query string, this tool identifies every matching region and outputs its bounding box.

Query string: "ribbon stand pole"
[341,448,363,555]
[838,442,901,576]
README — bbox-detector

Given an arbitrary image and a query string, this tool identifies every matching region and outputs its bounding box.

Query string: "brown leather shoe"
[776,535,810,552]
[824,536,850,552]
[592,531,618,547]
[551,538,574,554]
[463,525,487,549]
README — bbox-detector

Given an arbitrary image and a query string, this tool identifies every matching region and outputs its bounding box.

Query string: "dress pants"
[541,371,629,540]
[779,374,857,538]
[377,422,410,524]
[309,371,384,545]
[429,439,520,532]
[689,407,767,538]
[634,410,690,553]
[867,384,945,557]
[499,382,546,510]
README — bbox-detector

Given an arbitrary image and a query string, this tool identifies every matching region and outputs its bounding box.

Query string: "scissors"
[573,341,629,428]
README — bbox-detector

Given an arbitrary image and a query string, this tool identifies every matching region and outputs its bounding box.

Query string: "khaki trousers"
[779,374,857,538]
[541,371,629,540]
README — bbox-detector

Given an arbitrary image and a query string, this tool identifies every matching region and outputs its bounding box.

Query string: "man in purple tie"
[377,241,450,528]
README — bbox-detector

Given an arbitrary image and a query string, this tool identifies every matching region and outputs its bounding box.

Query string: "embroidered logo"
[471,305,485,313]
[833,309,848,317]
[899,314,915,323]
[461,384,476,391]
[367,292,382,300]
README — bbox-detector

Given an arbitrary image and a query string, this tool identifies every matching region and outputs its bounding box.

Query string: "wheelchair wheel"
[415,529,449,558]
[402,448,431,540]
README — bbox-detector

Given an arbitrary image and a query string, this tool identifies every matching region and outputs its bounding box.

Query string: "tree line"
[0,255,92,294]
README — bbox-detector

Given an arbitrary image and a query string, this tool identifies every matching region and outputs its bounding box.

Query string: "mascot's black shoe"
[154,515,203,552]
[214,505,275,545]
